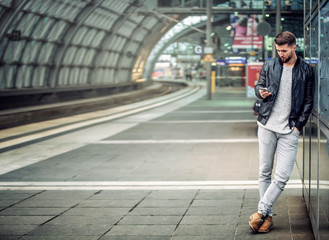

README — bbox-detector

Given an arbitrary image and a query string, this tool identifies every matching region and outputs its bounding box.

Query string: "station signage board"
[194,46,213,55]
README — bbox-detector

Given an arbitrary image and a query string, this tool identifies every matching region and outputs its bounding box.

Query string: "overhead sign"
[233,36,263,49]
[225,57,246,64]
[204,47,213,54]
[216,59,225,65]
[194,45,203,54]
[194,46,213,55]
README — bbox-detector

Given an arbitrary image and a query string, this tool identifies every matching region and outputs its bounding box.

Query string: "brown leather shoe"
[258,216,273,233]
[249,212,265,233]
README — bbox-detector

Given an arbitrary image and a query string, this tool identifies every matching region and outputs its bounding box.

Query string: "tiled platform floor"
[0,85,314,239]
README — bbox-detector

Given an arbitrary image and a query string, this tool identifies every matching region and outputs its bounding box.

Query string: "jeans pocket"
[293,128,300,135]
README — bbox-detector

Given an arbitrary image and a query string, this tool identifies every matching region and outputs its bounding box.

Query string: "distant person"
[185,68,192,81]
[249,31,314,233]
[232,15,247,37]
[247,15,258,36]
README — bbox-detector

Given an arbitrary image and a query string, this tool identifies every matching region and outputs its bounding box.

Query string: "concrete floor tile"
[0,216,52,225]
[128,207,187,216]
[0,236,21,240]
[290,216,312,225]
[27,224,110,236]
[13,199,80,208]
[77,199,139,208]
[147,190,197,200]
[21,236,99,240]
[90,191,149,200]
[180,215,239,225]
[272,216,290,225]
[170,237,223,240]
[191,199,242,207]
[186,206,240,215]
[196,190,244,200]
[31,191,97,200]
[46,215,121,226]
[138,199,192,208]
[291,233,315,240]
[119,215,181,225]
[0,207,68,216]
[0,199,22,209]
[106,225,176,236]
[0,193,37,200]
[173,225,236,237]
[100,236,170,240]
[0,225,38,236]
[63,207,130,216]
[235,224,290,240]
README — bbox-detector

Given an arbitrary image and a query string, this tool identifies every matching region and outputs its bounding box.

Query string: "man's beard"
[281,53,293,63]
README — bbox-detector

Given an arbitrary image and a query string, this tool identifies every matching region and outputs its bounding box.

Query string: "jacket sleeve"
[295,66,315,131]
[254,62,267,99]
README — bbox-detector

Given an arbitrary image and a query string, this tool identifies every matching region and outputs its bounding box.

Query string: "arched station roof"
[0,0,304,108]
[0,0,185,94]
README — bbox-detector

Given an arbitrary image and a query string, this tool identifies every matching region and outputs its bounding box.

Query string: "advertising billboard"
[246,62,263,98]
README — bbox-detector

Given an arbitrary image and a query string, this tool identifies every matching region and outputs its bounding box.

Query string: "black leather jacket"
[255,57,314,131]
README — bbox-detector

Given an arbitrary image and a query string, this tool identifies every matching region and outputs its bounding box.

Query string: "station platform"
[0,83,314,239]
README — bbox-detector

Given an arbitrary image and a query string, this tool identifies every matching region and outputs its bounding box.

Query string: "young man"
[249,31,314,233]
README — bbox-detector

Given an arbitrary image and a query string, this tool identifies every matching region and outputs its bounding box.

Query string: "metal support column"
[272,0,281,58]
[206,0,212,100]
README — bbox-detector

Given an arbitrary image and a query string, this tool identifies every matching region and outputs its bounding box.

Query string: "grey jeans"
[257,126,300,216]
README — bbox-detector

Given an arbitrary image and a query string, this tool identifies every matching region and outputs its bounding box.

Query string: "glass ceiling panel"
[75,48,87,65]
[0,0,14,7]
[82,29,98,46]
[47,21,67,40]
[59,2,84,20]
[32,17,54,38]
[84,49,96,65]
[37,0,52,14]
[128,14,145,24]
[117,20,137,38]
[46,2,66,16]
[142,17,159,30]
[72,27,88,45]
[22,41,41,63]
[133,28,148,42]
[38,43,54,63]
[85,9,118,29]
[17,13,41,36]
[23,1,44,11]
[63,47,78,64]
[92,31,106,47]
[101,1,129,13]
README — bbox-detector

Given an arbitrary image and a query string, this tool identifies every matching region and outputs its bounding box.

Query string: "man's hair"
[274,31,296,46]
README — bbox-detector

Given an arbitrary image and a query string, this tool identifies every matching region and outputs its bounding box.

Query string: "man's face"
[275,43,296,63]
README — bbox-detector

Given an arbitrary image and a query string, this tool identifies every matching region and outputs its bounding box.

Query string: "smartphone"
[259,87,268,91]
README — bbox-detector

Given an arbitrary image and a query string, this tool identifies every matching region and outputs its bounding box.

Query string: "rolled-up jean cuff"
[258,202,271,217]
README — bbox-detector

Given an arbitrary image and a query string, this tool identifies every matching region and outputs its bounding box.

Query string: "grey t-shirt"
[258,65,293,134]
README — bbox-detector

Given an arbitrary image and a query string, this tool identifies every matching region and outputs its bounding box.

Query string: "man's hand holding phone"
[259,87,272,99]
